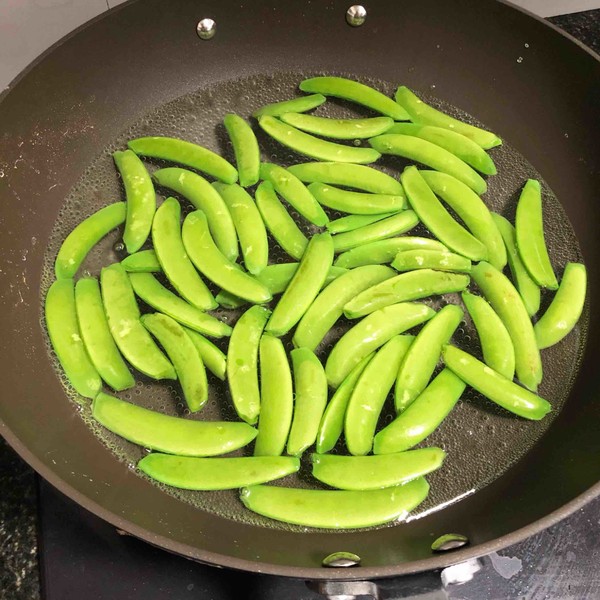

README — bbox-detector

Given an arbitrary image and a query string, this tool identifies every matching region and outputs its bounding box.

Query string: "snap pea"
[74,278,134,392]
[266,233,334,337]
[100,264,176,380]
[401,166,487,261]
[255,181,308,260]
[370,134,487,195]
[328,212,396,235]
[325,302,435,388]
[392,249,471,273]
[92,392,257,456]
[374,369,465,454]
[260,163,328,226]
[254,335,294,456]
[286,348,328,456]
[184,328,227,381]
[121,250,161,273]
[280,113,393,139]
[308,183,406,215]
[443,345,551,420]
[128,136,238,184]
[394,86,502,149]
[152,197,216,310]
[55,202,126,279]
[240,477,429,529]
[344,270,469,319]
[138,455,300,490]
[113,150,156,253]
[395,304,463,412]
[223,114,260,187]
[215,291,248,310]
[253,94,326,118]
[259,116,381,164]
[227,306,271,425]
[471,261,542,391]
[152,168,239,261]
[45,279,102,399]
[534,262,587,349]
[300,76,410,121]
[462,292,515,380]
[312,448,445,490]
[142,313,207,412]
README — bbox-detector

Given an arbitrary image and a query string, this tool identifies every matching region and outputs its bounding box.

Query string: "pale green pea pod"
[223,114,260,187]
[121,250,161,273]
[253,94,326,118]
[392,249,471,273]
[328,212,396,234]
[215,291,248,310]
[308,183,406,215]
[184,328,227,381]
[280,113,393,139]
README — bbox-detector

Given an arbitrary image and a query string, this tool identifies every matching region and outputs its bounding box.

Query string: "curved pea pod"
[254,335,294,456]
[443,345,551,420]
[300,76,410,120]
[240,477,429,529]
[152,197,216,310]
[253,93,326,118]
[100,264,176,380]
[45,279,102,398]
[266,233,334,337]
[401,166,487,261]
[152,168,238,261]
[128,136,237,184]
[215,291,247,310]
[121,250,161,273]
[534,262,587,349]
[259,116,381,164]
[113,150,156,253]
[392,249,471,273]
[142,313,207,412]
[471,261,542,391]
[462,292,515,380]
[325,303,435,388]
[394,86,502,149]
[281,113,393,139]
[328,213,396,235]
[344,270,470,319]
[75,278,134,392]
[55,202,126,279]
[308,183,405,215]
[138,455,300,490]
[227,306,271,425]
[92,392,257,456]
[375,370,465,454]
[184,329,227,381]
[223,114,260,187]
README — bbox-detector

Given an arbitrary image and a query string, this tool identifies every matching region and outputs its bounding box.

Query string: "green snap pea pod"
[395,304,463,412]
[443,345,551,420]
[293,265,396,351]
[374,369,465,454]
[266,233,334,336]
[254,334,294,456]
[280,113,394,139]
[152,168,238,261]
[394,86,502,149]
[215,291,247,309]
[286,348,328,456]
[300,76,410,121]
[255,181,308,260]
[92,392,257,456]
[392,249,471,273]
[312,448,445,490]
[288,162,403,195]
[308,183,406,215]
[240,477,429,529]
[420,170,506,269]
[101,264,176,380]
[142,313,207,412]
[462,292,515,380]
[45,279,102,399]
[128,136,238,184]
[55,202,126,279]
[138,455,300,490]
[184,328,227,381]
[74,278,134,392]
[182,211,272,304]
[534,262,587,349]
[260,162,328,226]
[227,306,271,425]
[325,302,435,388]
[253,94,326,118]
[328,212,396,235]
[152,197,216,310]
[259,116,381,164]
[121,250,161,273]
[113,150,156,253]
[223,114,260,187]
[344,270,469,319]
[471,261,542,391]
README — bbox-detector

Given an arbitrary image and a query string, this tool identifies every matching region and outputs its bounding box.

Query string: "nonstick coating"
[1,0,600,580]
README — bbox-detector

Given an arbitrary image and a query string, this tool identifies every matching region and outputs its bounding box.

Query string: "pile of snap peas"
[45,75,587,530]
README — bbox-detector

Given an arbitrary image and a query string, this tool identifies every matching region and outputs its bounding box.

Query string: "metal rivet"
[346,5,367,27]
[322,551,361,568]
[431,533,469,553]
[196,18,216,40]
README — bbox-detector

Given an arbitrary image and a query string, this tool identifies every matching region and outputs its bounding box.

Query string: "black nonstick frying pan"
[1,0,600,588]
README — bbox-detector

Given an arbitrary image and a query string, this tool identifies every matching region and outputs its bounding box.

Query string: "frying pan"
[1,0,600,589]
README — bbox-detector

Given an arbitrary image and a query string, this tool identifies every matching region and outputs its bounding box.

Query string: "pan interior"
[41,71,586,532]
